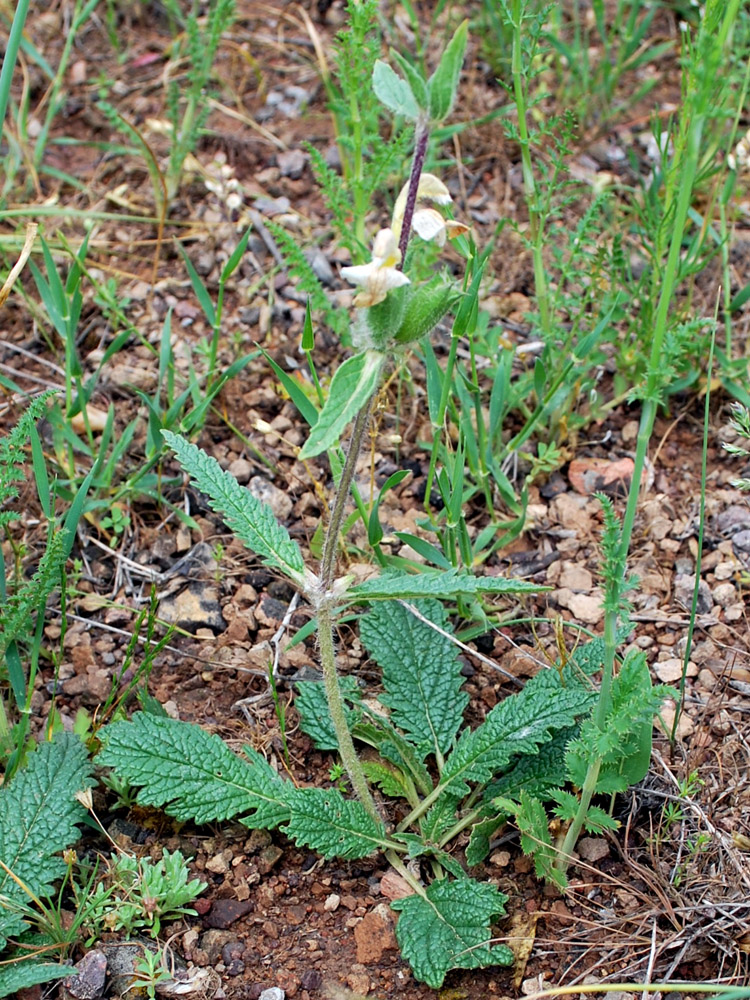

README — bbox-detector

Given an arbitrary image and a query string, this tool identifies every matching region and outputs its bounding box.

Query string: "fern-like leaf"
[162,432,307,587]
[392,878,513,989]
[512,790,567,890]
[96,713,291,828]
[0,734,93,949]
[0,393,55,526]
[359,600,467,759]
[0,529,66,655]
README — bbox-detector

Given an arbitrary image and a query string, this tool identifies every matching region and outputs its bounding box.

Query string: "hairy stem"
[320,392,376,589]
[317,599,382,824]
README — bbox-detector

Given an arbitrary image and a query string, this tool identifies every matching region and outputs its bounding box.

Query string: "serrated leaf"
[428,20,469,122]
[284,787,392,859]
[420,791,462,842]
[392,878,513,988]
[295,678,362,751]
[0,962,77,998]
[362,760,410,799]
[162,432,306,585]
[439,670,595,797]
[514,791,567,890]
[299,350,384,459]
[372,59,420,120]
[0,734,93,949]
[483,727,576,808]
[348,569,540,603]
[96,713,291,829]
[359,600,467,759]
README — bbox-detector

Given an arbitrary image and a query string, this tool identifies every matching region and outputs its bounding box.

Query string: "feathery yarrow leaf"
[162,432,307,586]
[0,734,94,949]
[96,713,291,829]
[359,600,467,759]
[392,878,513,989]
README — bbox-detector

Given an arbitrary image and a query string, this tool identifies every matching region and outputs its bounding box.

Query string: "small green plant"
[130,946,175,1000]
[161,0,237,202]
[86,849,205,939]
[93,26,674,986]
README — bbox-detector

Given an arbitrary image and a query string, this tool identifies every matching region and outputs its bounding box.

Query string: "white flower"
[391,172,469,245]
[411,208,469,246]
[340,228,411,307]
[391,172,452,240]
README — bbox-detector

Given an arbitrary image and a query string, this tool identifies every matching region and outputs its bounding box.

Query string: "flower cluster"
[341,173,468,308]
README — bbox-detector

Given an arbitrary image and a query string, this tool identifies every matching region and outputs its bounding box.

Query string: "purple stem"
[397,121,430,267]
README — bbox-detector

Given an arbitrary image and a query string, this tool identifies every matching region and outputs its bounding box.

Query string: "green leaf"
[427,20,469,122]
[394,278,460,344]
[368,469,411,547]
[162,432,307,586]
[96,713,292,829]
[566,652,671,793]
[392,878,512,988]
[284,787,392,859]
[513,791,567,890]
[348,568,540,603]
[359,600,467,758]
[361,760,411,799]
[439,669,595,797]
[0,963,77,998]
[372,59,420,120]
[389,49,429,109]
[420,791,462,842]
[0,734,94,949]
[295,678,362,751]
[483,727,575,808]
[299,350,384,459]
[260,347,320,428]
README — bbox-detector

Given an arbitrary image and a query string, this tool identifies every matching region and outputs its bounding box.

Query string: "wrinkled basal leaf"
[0,963,77,999]
[284,787,392,859]
[295,677,362,751]
[299,350,384,459]
[163,432,307,586]
[0,733,93,949]
[359,600,467,759]
[348,568,540,603]
[392,878,513,988]
[97,713,291,829]
[439,669,595,797]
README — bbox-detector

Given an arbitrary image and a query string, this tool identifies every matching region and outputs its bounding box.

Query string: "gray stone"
[277,149,306,178]
[248,476,293,521]
[62,949,107,999]
[673,574,713,615]
[259,989,285,1000]
[159,582,225,634]
[716,504,750,536]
